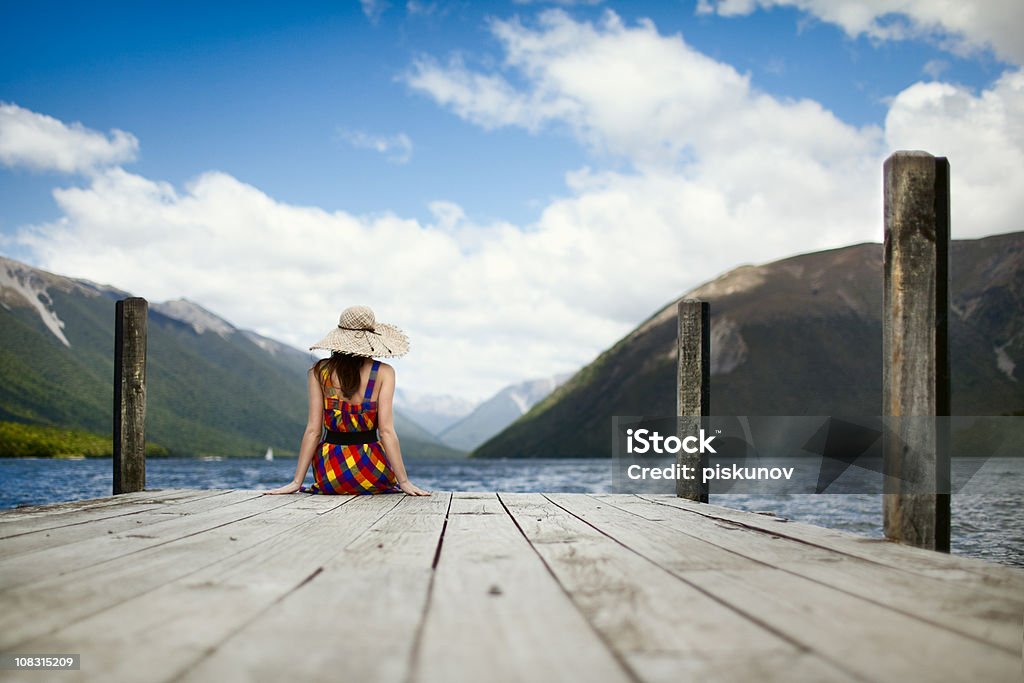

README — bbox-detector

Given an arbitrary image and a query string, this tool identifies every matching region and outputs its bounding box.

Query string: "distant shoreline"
[0,421,169,459]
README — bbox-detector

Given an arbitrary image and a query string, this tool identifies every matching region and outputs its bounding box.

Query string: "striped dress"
[303,360,400,495]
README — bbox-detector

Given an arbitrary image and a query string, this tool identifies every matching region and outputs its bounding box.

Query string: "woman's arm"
[266,369,323,494]
[377,364,430,496]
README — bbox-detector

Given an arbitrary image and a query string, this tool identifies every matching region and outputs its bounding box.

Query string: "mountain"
[439,374,571,451]
[472,233,1024,458]
[393,388,478,434]
[0,256,462,458]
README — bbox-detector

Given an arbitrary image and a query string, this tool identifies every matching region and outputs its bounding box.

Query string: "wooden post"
[114,297,148,494]
[882,151,950,551]
[676,300,710,502]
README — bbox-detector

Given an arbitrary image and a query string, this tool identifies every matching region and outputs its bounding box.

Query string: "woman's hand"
[266,481,302,495]
[398,480,431,496]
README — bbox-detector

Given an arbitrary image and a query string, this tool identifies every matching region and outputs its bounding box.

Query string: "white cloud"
[407,10,1023,242]
[885,69,1024,236]
[406,1,436,16]
[338,128,414,163]
[11,10,1024,399]
[360,0,388,24]
[0,102,139,174]
[922,59,950,79]
[405,8,889,268]
[696,0,1024,65]
[405,54,576,133]
[14,165,630,400]
[408,11,881,171]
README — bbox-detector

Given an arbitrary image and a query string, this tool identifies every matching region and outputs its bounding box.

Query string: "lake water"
[1,456,1021,567]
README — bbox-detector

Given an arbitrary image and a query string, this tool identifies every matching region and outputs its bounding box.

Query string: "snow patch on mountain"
[245,332,278,354]
[152,298,235,337]
[508,375,564,415]
[243,330,287,356]
[0,257,71,347]
[995,341,1017,382]
[72,278,131,299]
[508,390,531,415]
[710,316,747,375]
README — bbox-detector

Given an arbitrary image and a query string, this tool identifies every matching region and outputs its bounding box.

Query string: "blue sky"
[1,1,1022,398]
[1,0,1006,230]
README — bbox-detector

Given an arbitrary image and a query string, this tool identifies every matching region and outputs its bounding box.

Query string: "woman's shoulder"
[308,362,331,385]
[374,361,395,379]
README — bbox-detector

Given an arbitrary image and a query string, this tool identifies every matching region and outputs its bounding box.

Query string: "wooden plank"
[594,494,1022,653]
[0,492,296,590]
[501,493,856,682]
[0,495,329,652]
[0,489,221,535]
[113,296,148,495]
[274,491,362,512]
[0,489,203,518]
[636,494,1024,596]
[178,493,451,683]
[559,494,1019,681]
[448,491,505,515]
[689,567,1014,682]
[4,494,404,681]
[883,151,951,550]
[523,494,752,573]
[0,491,260,559]
[410,492,634,683]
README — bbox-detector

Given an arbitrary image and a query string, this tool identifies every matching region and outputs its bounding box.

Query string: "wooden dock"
[0,490,1021,682]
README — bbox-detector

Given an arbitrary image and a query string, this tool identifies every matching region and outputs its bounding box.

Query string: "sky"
[1,0,1022,401]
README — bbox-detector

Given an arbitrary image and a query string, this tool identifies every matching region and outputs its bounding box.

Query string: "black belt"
[324,429,379,446]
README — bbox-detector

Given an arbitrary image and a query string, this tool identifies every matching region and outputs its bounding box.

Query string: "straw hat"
[310,305,410,358]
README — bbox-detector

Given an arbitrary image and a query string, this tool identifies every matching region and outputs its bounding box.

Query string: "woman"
[267,305,430,496]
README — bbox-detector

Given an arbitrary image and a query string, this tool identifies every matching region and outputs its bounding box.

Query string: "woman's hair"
[313,352,365,397]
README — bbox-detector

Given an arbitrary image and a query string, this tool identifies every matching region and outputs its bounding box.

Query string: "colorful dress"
[303,360,400,495]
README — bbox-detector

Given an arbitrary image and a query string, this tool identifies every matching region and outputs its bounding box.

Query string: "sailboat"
[264,447,274,461]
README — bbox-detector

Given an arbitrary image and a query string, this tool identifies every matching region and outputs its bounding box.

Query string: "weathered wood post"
[114,297,148,494]
[882,151,951,551]
[676,300,710,502]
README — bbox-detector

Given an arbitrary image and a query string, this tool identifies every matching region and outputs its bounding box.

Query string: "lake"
[1,456,1021,567]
